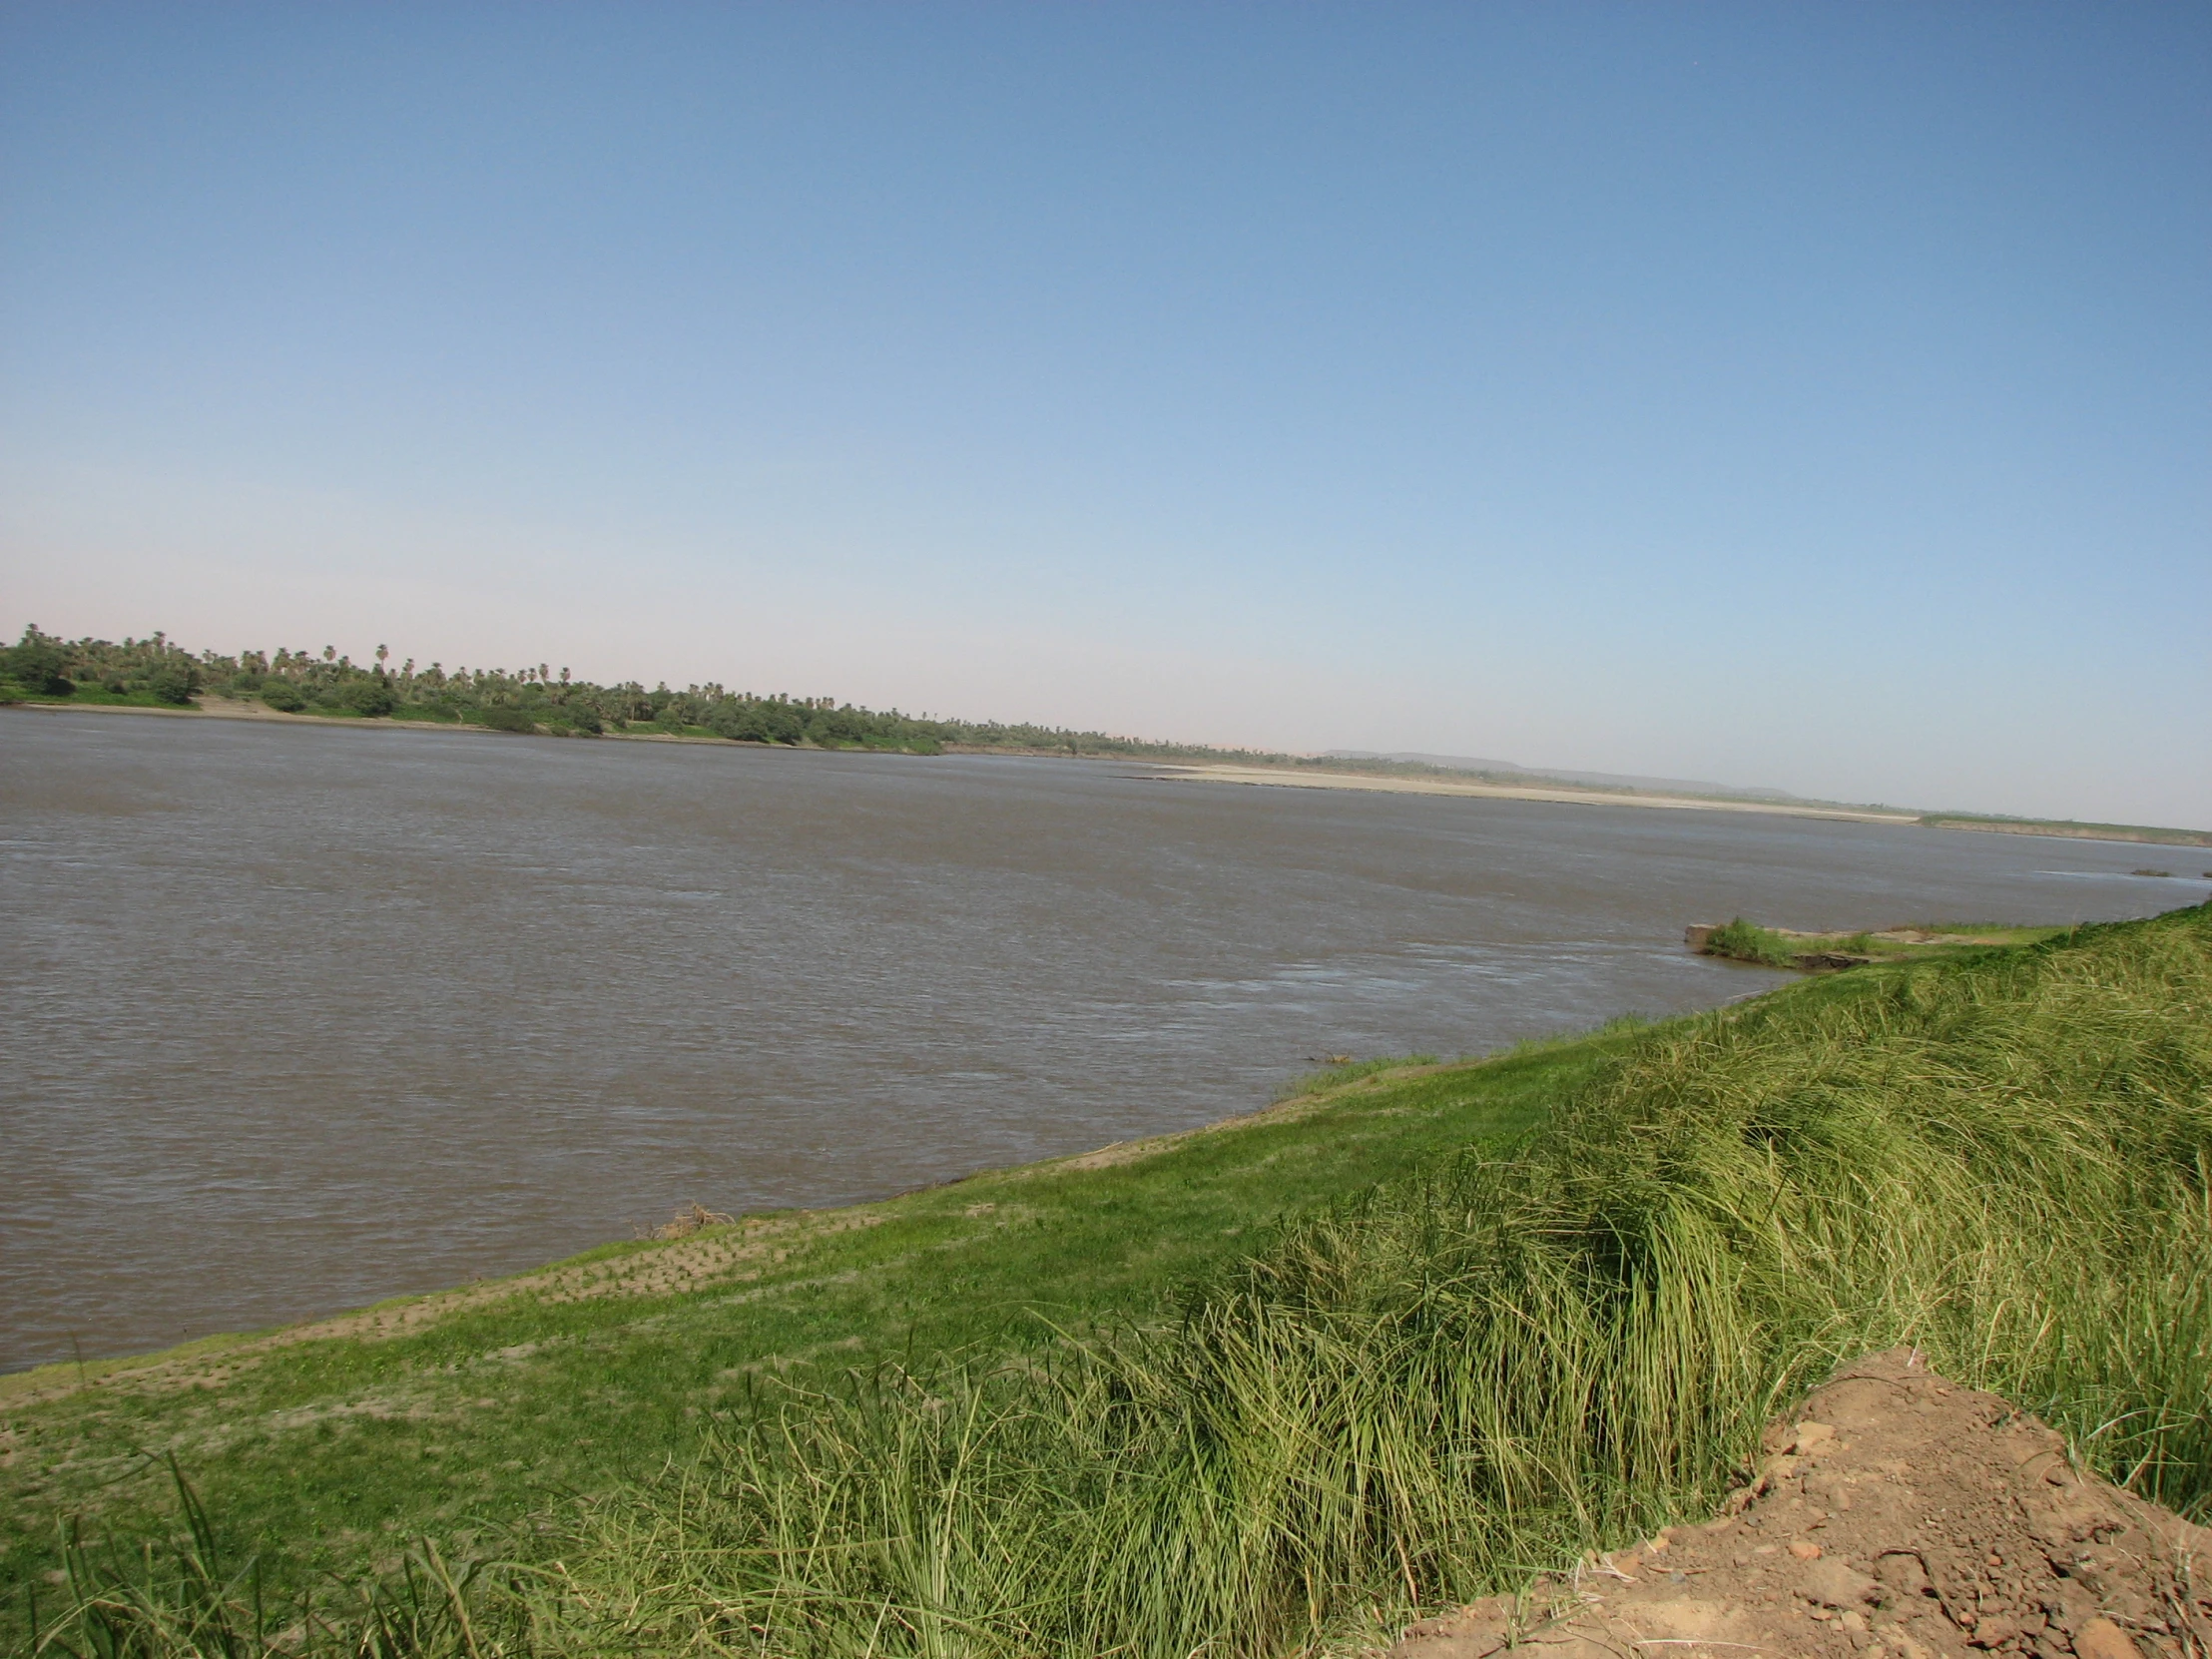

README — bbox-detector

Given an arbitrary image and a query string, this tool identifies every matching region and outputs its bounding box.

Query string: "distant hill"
[1325,750,1798,801]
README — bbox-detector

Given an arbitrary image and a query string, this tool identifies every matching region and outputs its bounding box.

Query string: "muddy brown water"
[3,709,2203,1374]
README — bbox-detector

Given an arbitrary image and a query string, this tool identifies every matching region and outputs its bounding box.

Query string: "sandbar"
[1146,763,1917,825]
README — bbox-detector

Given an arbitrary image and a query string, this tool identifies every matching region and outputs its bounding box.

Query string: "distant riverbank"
[11,693,2209,847]
[5,697,1918,830]
[8,696,1902,829]
[13,626,2212,842]
[6,693,795,744]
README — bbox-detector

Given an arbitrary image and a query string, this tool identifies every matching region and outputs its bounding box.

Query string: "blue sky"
[3,3,2206,824]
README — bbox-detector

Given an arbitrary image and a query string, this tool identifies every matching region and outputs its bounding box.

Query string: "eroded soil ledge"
[1392,1348,2211,1659]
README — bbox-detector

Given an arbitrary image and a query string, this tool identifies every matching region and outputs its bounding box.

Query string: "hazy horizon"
[4,4,2206,826]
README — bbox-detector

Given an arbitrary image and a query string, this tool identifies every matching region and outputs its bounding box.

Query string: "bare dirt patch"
[1392,1348,2210,1658]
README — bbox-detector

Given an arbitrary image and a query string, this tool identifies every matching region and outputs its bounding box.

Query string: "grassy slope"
[522,904,2212,1658]
[0,1037,1614,1611]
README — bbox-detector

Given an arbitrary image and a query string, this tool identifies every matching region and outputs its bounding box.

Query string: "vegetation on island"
[1696,916,2072,971]
[9,902,2209,1657]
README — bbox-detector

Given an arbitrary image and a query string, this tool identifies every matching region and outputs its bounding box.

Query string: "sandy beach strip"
[1145,763,1917,825]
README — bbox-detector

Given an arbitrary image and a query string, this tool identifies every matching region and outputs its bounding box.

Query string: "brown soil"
[1391,1348,2211,1659]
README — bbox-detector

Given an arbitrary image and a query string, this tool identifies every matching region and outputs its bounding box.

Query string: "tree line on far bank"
[0,623,1314,765]
[13,628,2206,842]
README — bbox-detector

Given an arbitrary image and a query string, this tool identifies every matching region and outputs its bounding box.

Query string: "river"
[3,708,2201,1372]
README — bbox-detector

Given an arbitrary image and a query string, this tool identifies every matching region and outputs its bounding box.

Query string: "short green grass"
[0,1036,1606,1634]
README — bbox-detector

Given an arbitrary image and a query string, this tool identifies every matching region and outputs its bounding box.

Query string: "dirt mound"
[648,1200,736,1240]
[1392,1348,2211,1658]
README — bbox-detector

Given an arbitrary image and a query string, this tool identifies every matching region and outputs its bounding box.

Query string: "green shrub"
[145,662,201,706]
[709,699,806,744]
[260,682,305,712]
[336,678,397,717]
[475,705,536,734]
[1,627,74,694]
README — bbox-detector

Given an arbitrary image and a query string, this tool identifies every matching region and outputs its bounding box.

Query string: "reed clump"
[1700,914,1813,965]
[30,905,2212,1657]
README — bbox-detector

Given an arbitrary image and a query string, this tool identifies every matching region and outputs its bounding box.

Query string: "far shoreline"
[10,695,2208,846]
[8,697,1900,826]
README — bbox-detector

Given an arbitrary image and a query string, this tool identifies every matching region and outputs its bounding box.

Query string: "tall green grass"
[1700,915,1810,965]
[30,906,2212,1657]
[522,907,2210,1657]
[25,1459,498,1659]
